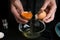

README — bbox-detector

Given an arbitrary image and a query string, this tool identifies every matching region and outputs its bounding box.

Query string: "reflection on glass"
[18,20,46,39]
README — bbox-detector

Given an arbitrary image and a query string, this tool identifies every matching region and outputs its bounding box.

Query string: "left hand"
[39,0,57,23]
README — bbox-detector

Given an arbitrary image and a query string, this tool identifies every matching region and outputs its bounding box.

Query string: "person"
[10,0,57,40]
[10,0,60,40]
[11,0,57,24]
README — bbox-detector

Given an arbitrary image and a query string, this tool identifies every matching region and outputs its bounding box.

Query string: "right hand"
[11,0,28,24]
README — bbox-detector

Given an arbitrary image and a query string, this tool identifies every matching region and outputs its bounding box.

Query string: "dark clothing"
[20,0,44,14]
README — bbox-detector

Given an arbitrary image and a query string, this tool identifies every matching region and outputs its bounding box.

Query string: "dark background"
[0,0,60,40]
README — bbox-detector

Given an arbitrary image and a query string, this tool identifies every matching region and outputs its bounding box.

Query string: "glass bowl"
[18,20,46,39]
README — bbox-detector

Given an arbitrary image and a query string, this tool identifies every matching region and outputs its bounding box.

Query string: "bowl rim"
[55,22,60,37]
[18,20,46,33]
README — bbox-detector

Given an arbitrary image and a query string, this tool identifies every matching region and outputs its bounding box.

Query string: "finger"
[41,0,50,11]
[13,0,24,13]
[43,0,57,23]
[43,3,56,20]
[15,16,28,24]
[15,17,27,24]
[15,16,21,23]
[43,8,56,23]
[11,4,28,23]
[44,13,54,23]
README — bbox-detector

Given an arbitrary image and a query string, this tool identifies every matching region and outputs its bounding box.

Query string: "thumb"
[41,0,50,11]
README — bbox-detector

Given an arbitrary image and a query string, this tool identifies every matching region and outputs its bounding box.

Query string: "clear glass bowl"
[18,20,46,39]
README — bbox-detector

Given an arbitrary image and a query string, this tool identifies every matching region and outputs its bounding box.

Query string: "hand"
[40,0,57,23]
[11,0,28,24]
